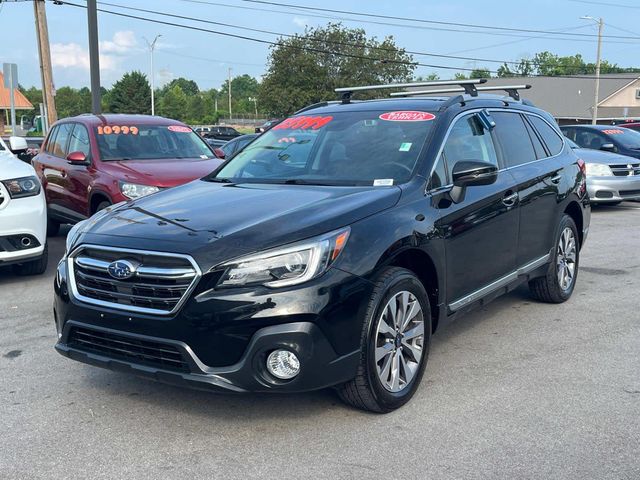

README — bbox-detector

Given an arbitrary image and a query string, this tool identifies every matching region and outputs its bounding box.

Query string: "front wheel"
[529,215,580,303]
[337,267,432,413]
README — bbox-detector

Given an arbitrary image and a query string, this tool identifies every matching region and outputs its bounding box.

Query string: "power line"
[568,0,640,8]
[83,0,634,75]
[176,0,640,44]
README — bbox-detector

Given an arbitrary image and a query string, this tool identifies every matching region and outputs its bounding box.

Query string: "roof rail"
[391,84,532,101]
[335,78,488,103]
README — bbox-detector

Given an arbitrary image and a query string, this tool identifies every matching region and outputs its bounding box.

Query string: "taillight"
[577,158,587,196]
[577,158,586,176]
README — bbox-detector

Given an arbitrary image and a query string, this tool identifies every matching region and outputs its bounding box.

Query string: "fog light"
[266,349,300,380]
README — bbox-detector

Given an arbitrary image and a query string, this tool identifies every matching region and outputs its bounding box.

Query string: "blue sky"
[1,0,639,91]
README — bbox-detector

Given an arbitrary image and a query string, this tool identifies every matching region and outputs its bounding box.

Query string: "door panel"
[64,124,93,217]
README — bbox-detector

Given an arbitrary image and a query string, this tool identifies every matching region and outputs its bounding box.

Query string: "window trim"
[426,107,566,193]
[67,122,93,164]
[525,113,565,158]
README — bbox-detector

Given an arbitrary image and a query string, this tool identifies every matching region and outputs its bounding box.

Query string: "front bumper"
[54,259,370,393]
[587,175,640,203]
[0,190,46,264]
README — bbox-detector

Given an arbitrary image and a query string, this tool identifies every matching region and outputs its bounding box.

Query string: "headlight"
[218,227,350,288]
[585,163,613,177]
[119,181,160,199]
[65,220,88,256]
[2,176,41,198]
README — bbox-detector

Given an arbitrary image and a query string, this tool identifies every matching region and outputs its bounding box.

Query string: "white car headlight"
[218,227,350,288]
[119,181,160,199]
[585,163,613,177]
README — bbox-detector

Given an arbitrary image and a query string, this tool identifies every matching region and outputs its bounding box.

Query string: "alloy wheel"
[557,227,577,291]
[374,291,425,393]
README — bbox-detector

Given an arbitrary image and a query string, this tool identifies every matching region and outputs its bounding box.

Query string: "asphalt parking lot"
[1,204,639,480]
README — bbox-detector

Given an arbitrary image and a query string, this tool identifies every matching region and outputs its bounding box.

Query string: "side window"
[67,124,91,157]
[492,112,537,168]
[528,115,564,156]
[442,113,498,171]
[574,130,606,150]
[51,123,73,158]
[523,117,547,160]
[44,126,59,154]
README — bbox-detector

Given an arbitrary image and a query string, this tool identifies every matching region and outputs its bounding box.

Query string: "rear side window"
[529,116,564,156]
[51,123,73,158]
[67,124,91,157]
[492,112,537,168]
[523,118,547,160]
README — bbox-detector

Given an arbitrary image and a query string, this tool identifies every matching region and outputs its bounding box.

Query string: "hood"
[80,179,402,268]
[98,157,223,188]
[574,148,639,165]
[0,151,36,180]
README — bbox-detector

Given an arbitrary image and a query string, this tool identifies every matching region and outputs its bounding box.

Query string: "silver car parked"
[566,138,640,204]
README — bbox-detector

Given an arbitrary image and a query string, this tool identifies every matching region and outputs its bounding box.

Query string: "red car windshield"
[95,124,214,161]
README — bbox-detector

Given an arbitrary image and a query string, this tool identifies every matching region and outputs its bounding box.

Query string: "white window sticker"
[373,178,394,186]
[399,142,412,152]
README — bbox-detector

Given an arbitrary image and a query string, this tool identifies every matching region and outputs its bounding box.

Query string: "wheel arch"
[89,190,113,215]
[563,200,584,248]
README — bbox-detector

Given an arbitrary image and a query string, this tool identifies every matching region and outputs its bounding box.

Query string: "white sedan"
[0,136,48,275]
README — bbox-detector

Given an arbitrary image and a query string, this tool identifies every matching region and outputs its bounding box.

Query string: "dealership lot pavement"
[1,205,639,480]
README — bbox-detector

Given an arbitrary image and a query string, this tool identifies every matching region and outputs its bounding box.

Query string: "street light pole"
[144,35,162,116]
[581,16,603,125]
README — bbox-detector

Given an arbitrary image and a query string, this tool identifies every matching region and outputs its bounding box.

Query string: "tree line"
[19,23,640,125]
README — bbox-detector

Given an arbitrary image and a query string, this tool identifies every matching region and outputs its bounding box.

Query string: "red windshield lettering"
[273,115,333,131]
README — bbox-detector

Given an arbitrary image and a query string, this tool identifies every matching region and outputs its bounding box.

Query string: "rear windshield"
[212,110,436,186]
[94,124,213,161]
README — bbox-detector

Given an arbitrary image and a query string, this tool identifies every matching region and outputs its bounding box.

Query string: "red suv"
[32,114,223,235]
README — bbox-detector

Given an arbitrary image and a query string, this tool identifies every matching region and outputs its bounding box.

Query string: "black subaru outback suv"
[54,80,590,413]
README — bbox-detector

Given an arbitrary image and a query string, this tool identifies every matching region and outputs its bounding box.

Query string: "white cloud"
[292,16,308,28]
[157,68,174,87]
[100,30,138,55]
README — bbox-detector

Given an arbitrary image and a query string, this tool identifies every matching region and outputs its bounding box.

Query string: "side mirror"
[600,143,616,153]
[213,148,226,160]
[449,161,498,204]
[66,151,88,164]
[9,136,28,152]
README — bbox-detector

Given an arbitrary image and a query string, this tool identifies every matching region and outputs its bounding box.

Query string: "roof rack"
[335,78,488,103]
[390,84,532,101]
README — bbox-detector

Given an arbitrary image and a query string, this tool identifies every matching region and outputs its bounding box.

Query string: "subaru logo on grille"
[107,260,138,280]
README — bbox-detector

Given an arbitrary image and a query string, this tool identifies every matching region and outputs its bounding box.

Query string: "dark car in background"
[32,114,223,235]
[53,81,589,413]
[219,133,258,159]
[255,119,281,133]
[204,126,242,141]
[565,137,640,204]
[561,124,640,160]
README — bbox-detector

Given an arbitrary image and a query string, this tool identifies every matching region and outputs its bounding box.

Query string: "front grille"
[620,189,640,197]
[68,326,190,373]
[69,245,200,315]
[610,163,640,177]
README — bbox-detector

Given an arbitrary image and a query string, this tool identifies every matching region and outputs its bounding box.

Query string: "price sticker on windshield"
[379,111,436,122]
[273,115,333,131]
[602,129,625,135]
[167,125,192,133]
[97,125,139,135]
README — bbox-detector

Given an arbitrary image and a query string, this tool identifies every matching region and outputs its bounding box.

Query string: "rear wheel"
[13,243,48,276]
[529,215,579,303]
[337,267,431,413]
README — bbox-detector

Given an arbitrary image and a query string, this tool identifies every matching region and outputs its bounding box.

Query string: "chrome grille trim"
[610,163,640,177]
[67,244,202,316]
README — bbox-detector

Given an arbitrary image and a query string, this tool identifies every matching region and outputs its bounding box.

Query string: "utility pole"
[228,67,232,121]
[581,16,603,125]
[87,0,101,114]
[144,35,162,116]
[33,0,57,129]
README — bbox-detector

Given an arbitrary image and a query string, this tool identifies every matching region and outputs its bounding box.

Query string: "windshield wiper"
[280,179,345,186]
[208,177,234,183]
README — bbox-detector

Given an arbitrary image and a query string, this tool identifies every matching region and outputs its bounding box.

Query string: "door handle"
[550,174,562,184]
[502,191,519,206]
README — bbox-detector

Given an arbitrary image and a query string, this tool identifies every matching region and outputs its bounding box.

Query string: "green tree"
[258,23,415,116]
[158,85,188,121]
[414,73,440,81]
[108,71,152,114]
[470,68,491,79]
[162,77,200,96]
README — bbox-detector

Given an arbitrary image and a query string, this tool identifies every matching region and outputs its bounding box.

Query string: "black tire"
[529,215,579,303]
[337,267,432,413]
[13,243,48,276]
[47,219,60,237]
[95,201,111,213]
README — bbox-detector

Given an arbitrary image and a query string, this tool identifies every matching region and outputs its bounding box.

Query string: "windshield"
[602,127,640,149]
[212,110,436,186]
[95,124,214,161]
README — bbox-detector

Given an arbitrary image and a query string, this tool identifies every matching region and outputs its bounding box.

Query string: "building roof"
[0,72,34,110]
[406,74,640,121]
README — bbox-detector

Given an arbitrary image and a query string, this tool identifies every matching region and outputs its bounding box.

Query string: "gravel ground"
[1,204,638,480]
